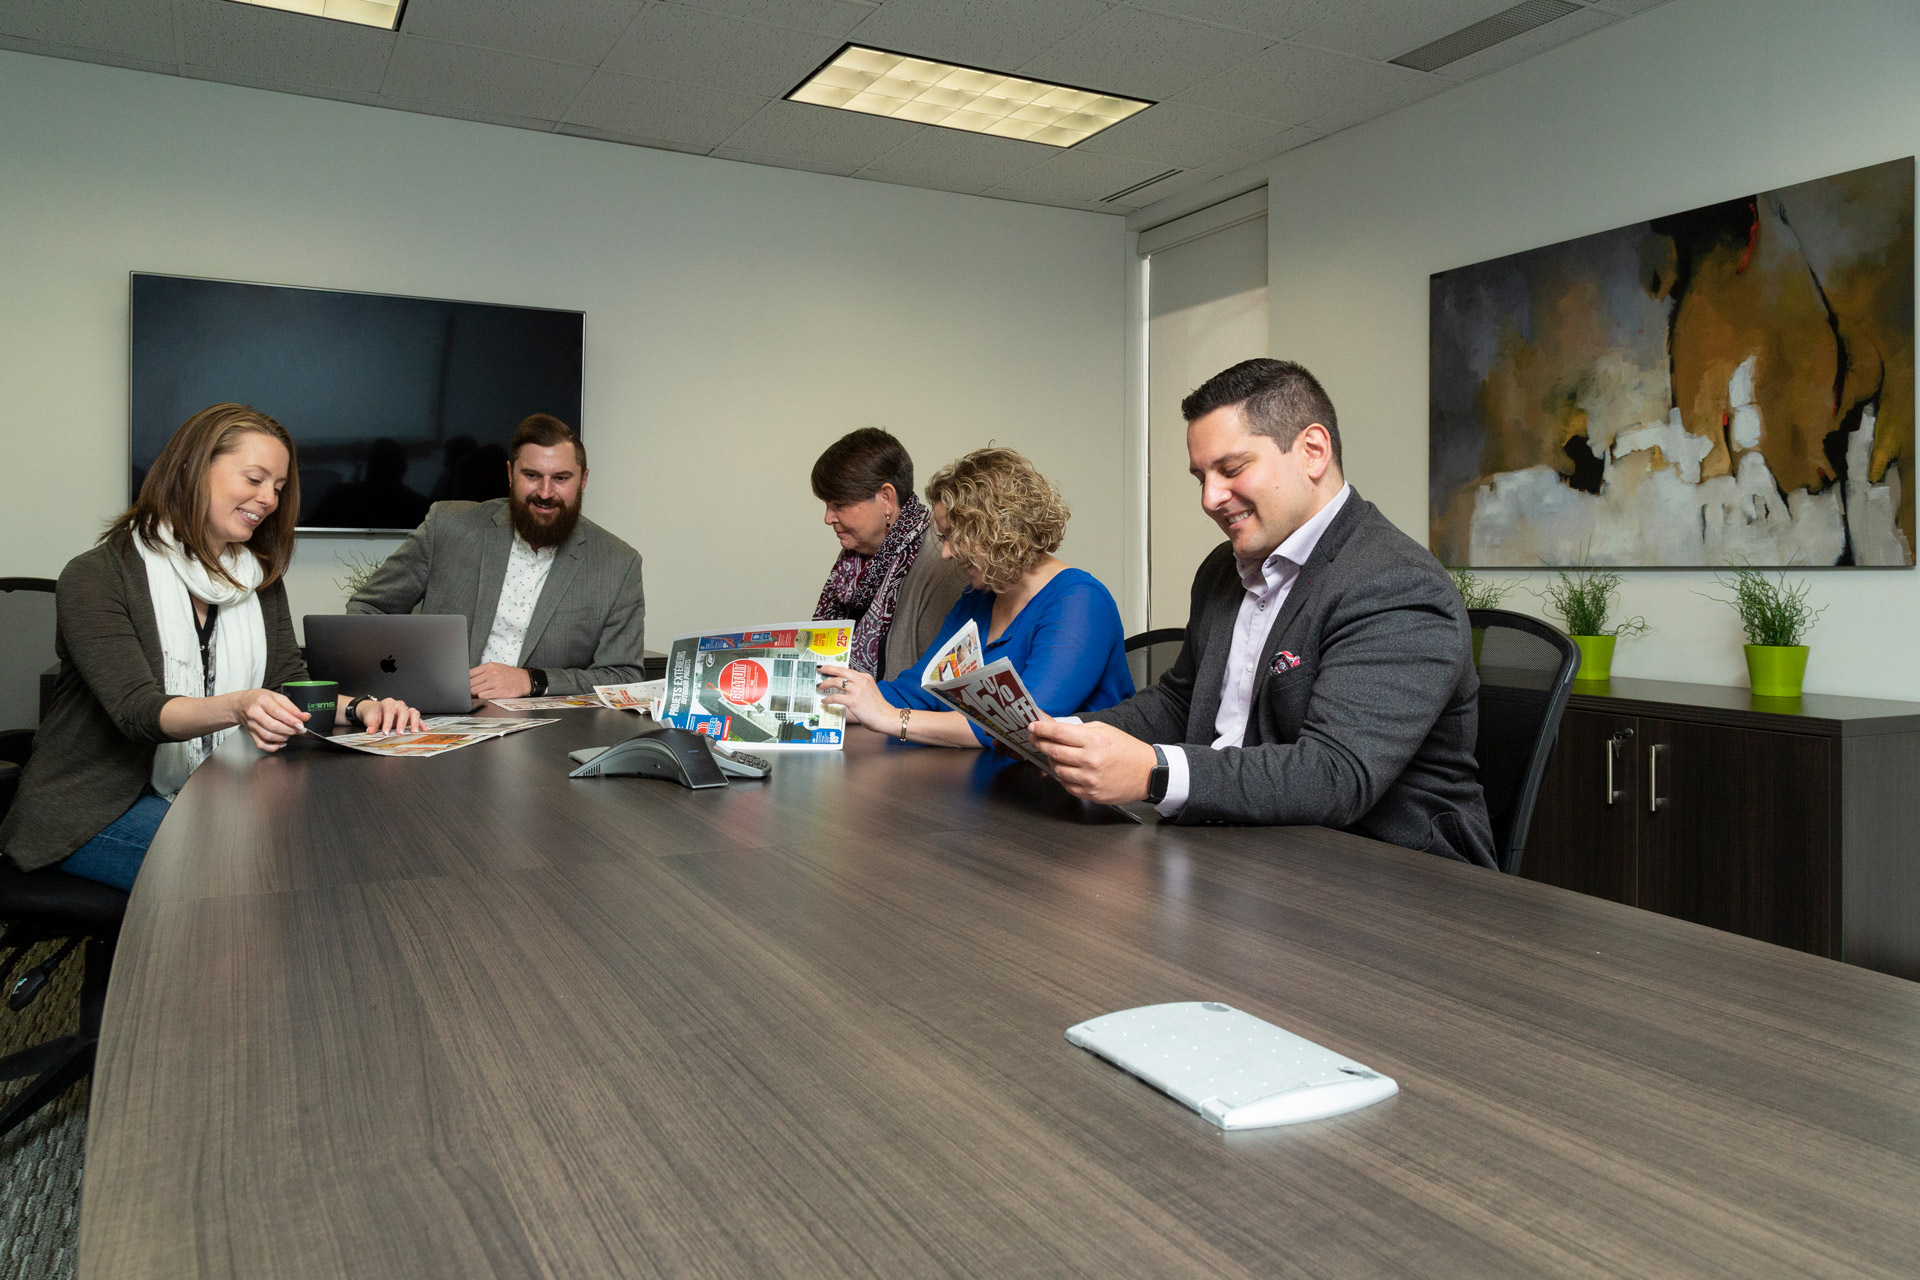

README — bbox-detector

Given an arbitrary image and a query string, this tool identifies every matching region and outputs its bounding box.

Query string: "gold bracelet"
[898,706,912,741]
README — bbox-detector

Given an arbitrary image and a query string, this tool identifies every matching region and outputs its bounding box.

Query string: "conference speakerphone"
[1066,1002,1398,1130]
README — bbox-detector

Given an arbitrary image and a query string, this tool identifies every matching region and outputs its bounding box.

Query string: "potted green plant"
[1709,567,1824,698]
[335,551,387,602]
[1537,567,1647,683]
[1449,568,1518,666]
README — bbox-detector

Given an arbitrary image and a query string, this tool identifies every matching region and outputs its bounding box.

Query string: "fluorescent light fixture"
[226,0,405,31]
[788,45,1151,147]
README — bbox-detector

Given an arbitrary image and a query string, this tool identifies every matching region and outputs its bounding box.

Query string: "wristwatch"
[1146,745,1170,805]
[527,668,549,697]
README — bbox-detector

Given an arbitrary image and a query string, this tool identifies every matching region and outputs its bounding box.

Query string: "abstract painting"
[1430,157,1914,567]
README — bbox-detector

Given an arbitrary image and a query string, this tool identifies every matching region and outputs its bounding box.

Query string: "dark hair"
[106,403,300,589]
[1181,359,1342,467]
[510,413,585,469]
[811,428,914,506]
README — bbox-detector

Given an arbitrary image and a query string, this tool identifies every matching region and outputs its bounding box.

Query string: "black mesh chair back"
[0,579,56,735]
[1125,628,1186,691]
[1469,609,1580,877]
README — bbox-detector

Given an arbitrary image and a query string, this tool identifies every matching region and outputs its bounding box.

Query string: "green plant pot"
[1570,634,1615,683]
[1471,627,1484,668]
[1745,644,1809,698]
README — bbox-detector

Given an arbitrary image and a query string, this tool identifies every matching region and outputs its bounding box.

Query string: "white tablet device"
[1065,1002,1398,1130]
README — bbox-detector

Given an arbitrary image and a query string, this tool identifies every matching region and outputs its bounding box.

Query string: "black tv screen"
[130,274,584,532]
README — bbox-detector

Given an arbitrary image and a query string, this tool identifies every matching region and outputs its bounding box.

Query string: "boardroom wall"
[1141,0,1920,699]
[0,50,1127,650]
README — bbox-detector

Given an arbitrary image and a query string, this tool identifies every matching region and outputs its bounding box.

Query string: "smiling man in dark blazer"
[348,414,645,700]
[1030,359,1495,868]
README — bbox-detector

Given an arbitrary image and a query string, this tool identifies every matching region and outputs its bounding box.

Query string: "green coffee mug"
[282,680,340,735]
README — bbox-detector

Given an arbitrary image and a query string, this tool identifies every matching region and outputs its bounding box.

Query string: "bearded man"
[348,414,645,701]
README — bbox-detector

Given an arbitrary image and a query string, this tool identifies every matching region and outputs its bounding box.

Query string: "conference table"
[79,708,1920,1277]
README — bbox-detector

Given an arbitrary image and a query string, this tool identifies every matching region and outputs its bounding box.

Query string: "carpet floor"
[0,939,88,1280]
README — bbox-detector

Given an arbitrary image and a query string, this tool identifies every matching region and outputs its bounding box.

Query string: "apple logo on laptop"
[380,655,398,674]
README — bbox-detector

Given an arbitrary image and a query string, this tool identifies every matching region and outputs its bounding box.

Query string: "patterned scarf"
[814,493,933,675]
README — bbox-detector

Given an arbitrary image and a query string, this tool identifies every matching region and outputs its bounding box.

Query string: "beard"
[510,489,583,550]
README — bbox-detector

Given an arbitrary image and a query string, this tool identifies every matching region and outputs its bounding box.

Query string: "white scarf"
[136,526,268,797]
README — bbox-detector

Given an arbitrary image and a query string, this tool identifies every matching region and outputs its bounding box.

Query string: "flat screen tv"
[130,273,584,532]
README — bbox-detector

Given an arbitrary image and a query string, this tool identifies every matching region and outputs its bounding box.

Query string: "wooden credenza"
[1525,677,1920,981]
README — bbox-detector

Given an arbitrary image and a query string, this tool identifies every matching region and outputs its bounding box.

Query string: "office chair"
[0,579,130,1139]
[1124,628,1186,691]
[1468,609,1580,877]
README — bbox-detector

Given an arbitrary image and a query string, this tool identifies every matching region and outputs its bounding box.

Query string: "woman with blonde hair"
[820,447,1132,747]
[0,403,420,889]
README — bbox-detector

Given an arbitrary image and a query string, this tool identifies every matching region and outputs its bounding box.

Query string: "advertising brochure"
[312,715,557,758]
[660,622,853,748]
[488,681,668,714]
[487,693,604,710]
[917,620,1055,771]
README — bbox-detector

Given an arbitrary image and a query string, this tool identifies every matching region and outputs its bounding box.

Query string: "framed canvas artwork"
[1430,157,1914,567]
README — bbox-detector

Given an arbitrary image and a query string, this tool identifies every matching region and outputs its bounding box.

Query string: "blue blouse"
[877,567,1135,746]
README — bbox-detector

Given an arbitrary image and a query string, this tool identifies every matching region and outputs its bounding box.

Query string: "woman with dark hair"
[811,427,968,680]
[0,403,421,890]
[818,447,1133,748]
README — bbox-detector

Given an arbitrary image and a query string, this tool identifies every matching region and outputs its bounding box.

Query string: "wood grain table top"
[79,710,1920,1278]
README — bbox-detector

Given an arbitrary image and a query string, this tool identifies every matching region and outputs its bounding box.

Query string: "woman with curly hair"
[818,447,1132,748]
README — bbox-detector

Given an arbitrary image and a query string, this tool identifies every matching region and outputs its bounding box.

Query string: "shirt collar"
[1237,483,1352,591]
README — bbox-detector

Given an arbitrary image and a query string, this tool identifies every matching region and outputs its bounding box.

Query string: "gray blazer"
[0,532,307,872]
[348,499,645,695]
[1086,489,1496,869]
[878,529,969,682]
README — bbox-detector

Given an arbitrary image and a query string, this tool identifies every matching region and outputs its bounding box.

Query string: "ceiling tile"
[382,36,593,118]
[1174,41,1430,124]
[555,122,710,154]
[1299,69,1452,134]
[0,0,176,63]
[710,145,868,177]
[563,69,766,147]
[602,5,842,96]
[855,126,1055,191]
[1587,0,1673,13]
[177,0,394,93]
[716,97,924,171]
[984,148,1174,206]
[842,0,1110,74]
[1287,0,1517,62]
[1017,7,1264,102]
[1200,122,1317,174]
[1435,5,1617,80]
[1117,0,1342,41]
[1097,163,1225,210]
[0,34,176,75]
[399,0,645,67]
[662,0,876,39]
[1074,100,1298,169]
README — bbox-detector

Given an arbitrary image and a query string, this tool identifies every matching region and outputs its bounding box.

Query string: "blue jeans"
[58,790,171,891]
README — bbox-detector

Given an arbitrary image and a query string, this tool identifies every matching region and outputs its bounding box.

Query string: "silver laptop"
[303,614,476,714]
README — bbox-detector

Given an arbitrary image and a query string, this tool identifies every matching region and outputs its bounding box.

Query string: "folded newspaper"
[310,715,557,758]
[918,620,1057,771]
[659,622,853,748]
[488,680,665,713]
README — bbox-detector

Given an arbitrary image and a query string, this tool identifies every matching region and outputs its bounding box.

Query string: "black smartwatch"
[346,697,367,729]
[1146,745,1171,805]
[526,668,549,697]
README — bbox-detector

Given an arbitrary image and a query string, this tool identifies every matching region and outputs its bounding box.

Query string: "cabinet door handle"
[1606,729,1633,805]
[1648,743,1667,812]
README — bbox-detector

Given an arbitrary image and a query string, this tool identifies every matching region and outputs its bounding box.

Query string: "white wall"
[0,51,1126,653]
[1137,0,1920,699]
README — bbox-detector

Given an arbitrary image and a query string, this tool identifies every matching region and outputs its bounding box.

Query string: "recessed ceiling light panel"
[227,0,405,31]
[788,45,1151,147]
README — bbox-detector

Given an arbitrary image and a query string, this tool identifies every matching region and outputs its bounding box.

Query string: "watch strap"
[1146,745,1171,805]
[527,668,549,697]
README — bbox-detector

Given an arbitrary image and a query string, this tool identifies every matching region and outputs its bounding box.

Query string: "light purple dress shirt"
[1155,484,1352,817]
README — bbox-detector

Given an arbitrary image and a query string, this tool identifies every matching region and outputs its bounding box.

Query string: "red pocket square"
[1269,650,1303,675]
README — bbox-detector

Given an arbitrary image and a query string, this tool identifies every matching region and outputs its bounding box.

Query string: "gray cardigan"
[347,499,646,694]
[878,528,970,682]
[0,532,306,872]
[1086,489,1496,868]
